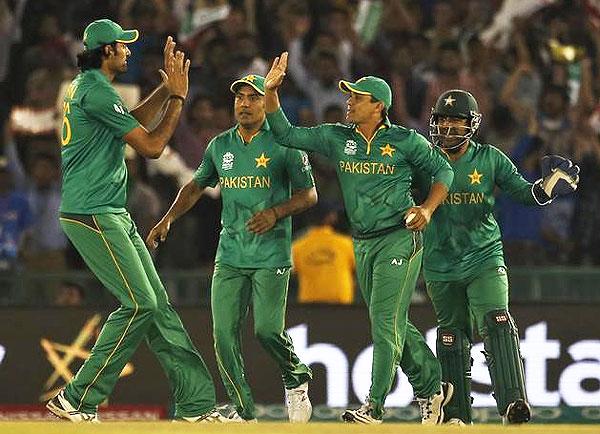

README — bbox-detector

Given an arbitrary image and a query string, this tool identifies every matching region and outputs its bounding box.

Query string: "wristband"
[169,94,185,103]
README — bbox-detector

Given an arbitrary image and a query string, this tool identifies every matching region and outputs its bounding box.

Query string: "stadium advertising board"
[0,305,598,408]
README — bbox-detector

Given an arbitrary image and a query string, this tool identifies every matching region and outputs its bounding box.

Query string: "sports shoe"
[417,382,454,425]
[221,407,258,423]
[503,399,531,424]
[285,382,312,423]
[46,390,99,423]
[176,408,231,423]
[446,418,467,426]
[341,401,383,424]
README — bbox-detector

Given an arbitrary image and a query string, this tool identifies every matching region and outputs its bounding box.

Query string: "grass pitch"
[2,422,599,434]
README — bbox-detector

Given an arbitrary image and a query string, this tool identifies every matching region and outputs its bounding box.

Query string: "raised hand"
[158,39,190,99]
[533,155,580,204]
[540,155,580,196]
[264,52,288,92]
[159,36,175,88]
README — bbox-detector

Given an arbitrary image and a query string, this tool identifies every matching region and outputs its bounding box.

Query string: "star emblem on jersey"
[40,314,133,402]
[468,168,483,184]
[380,144,395,157]
[255,152,271,168]
[222,152,235,170]
[444,95,456,106]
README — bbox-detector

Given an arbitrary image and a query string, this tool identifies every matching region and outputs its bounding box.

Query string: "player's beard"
[442,139,468,154]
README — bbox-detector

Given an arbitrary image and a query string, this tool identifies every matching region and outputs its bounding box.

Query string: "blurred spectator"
[22,13,73,76]
[0,0,598,283]
[420,40,491,130]
[54,281,84,306]
[482,104,521,155]
[498,136,545,265]
[234,32,269,78]
[0,156,31,271]
[173,93,221,168]
[292,204,355,304]
[288,31,348,121]
[322,104,344,124]
[22,153,67,272]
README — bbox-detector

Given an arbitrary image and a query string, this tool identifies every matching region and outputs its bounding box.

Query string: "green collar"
[235,119,270,144]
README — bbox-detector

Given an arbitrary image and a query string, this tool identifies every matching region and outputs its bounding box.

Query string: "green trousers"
[426,266,509,345]
[211,263,312,420]
[353,229,441,419]
[426,265,512,420]
[59,212,216,417]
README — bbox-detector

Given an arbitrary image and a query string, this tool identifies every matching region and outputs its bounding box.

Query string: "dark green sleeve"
[286,149,315,190]
[406,131,454,189]
[266,108,334,157]
[193,139,219,188]
[492,146,537,205]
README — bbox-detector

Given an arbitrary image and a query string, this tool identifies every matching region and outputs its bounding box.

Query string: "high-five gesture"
[158,36,190,99]
[159,36,175,88]
[264,52,288,91]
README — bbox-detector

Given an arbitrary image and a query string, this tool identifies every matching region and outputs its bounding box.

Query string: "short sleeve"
[83,84,140,138]
[286,149,315,190]
[193,139,219,188]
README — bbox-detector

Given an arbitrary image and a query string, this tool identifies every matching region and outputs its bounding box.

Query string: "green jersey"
[414,141,537,281]
[266,108,453,237]
[60,69,140,214]
[193,121,314,268]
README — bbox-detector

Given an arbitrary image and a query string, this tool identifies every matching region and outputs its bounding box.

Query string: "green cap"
[339,76,392,110]
[83,19,139,50]
[230,74,266,95]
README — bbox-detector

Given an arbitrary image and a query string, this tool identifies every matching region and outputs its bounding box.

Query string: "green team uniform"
[415,141,535,422]
[266,107,454,418]
[193,121,314,420]
[59,69,217,417]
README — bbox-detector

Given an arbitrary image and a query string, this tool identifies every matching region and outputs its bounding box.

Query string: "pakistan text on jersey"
[219,176,271,189]
[338,161,396,175]
[443,192,485,205]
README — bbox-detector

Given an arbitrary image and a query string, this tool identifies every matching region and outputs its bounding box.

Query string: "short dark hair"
[76,43,117,71]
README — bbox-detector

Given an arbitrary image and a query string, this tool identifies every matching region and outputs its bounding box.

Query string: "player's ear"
[103,44,113,57]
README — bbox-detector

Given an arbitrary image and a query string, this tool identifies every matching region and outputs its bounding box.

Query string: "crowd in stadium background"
[1,0,600,305]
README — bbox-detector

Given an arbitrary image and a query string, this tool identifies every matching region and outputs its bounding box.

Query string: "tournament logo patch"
[222,152,234,170]
[344,140,357,155]
[441,332,455,346]
[301,151,311,172]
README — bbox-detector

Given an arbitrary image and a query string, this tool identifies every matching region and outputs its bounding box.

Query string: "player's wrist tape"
[169,94,186,103]
[531,179,552,206]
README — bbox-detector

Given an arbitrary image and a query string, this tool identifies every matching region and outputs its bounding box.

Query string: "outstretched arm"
[246,187,318,235]
[264,52,332,155]
[146,179,204,249]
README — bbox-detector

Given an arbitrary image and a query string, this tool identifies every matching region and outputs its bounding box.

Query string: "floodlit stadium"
[0,0,598,432]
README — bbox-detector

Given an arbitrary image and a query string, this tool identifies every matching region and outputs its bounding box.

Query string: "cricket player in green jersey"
[147,74,317,423]
[263,53,455,425]
[419,89,580,425]
[47,19,227,423]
